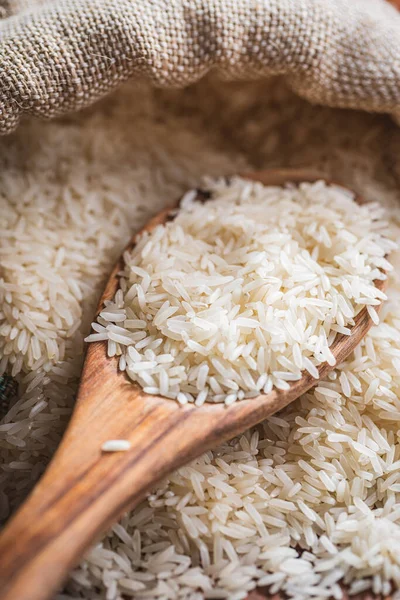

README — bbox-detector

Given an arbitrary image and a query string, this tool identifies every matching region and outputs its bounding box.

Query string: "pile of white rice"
[87,177,391,405]
[1,78,400,600]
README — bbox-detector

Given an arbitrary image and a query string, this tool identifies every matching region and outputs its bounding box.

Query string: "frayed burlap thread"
[0,0,400,134]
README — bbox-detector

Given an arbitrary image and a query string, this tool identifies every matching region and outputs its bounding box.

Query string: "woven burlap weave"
[0,0,400,134]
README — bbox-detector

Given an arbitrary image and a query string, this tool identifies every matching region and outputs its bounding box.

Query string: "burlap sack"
[1,0,400,135]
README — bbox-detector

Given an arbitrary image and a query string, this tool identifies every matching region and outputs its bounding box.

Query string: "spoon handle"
[0,379,199,600]
[0,336,274,600]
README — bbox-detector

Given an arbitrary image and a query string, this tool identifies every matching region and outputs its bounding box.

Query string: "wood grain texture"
[0,170,387,600]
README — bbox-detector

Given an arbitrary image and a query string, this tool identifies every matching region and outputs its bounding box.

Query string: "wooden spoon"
[0,169,387,600]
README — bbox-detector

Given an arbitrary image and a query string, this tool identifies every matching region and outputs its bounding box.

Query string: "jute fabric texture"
[0,0,400,134]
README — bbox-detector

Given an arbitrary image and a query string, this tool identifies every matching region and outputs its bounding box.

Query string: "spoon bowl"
[0,169,387,600]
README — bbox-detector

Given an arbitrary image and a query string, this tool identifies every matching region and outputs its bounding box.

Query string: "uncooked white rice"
[101,440,131,452]
[86,178,393,405]
[1,77,400,600]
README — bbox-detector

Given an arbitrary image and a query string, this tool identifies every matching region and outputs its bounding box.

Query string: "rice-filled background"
[1,76,400,600]
[2,0,400,598]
